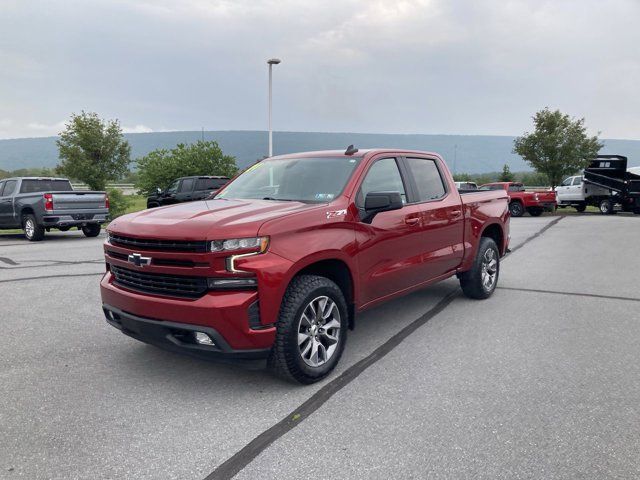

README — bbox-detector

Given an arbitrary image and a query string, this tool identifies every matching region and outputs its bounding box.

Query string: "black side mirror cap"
[362,191,403,223]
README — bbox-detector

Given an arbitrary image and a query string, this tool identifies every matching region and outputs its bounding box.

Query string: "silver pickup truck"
[0,177,109,241]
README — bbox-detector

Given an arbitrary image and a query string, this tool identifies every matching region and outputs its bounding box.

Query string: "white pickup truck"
[556,156,640,214]
[555,175,609,212]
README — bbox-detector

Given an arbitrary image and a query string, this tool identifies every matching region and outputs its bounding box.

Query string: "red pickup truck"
[480,182,556,217]
[101,148,510,383]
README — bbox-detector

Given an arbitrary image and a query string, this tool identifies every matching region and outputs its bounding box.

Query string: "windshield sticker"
[326,209,347,219]
[315,193,334,200]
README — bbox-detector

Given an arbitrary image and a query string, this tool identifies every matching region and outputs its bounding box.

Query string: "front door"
[175,177,195,203]
[355,157,427,305]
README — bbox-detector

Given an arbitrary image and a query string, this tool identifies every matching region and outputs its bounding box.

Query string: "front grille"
[110,264,208,298]
[110,234,208,253]
[106,249,197,268]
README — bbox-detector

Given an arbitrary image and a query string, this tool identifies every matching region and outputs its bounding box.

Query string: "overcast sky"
[1,0,639,140]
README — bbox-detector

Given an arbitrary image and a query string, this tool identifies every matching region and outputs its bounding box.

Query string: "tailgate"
[51,192,107,210]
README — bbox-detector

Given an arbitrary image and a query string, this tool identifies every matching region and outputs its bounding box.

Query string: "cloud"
[0,0,639,139]
[123,124,153,133]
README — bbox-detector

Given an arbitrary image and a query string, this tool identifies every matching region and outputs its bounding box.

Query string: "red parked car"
[101,148,510,383]
[480,182,556,217]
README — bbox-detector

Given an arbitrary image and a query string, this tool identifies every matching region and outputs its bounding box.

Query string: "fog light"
[194,332,215,346]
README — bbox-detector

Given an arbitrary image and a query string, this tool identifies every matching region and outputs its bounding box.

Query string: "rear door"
[175,178,195,203]
[0,180,17,226]
[403,156,465,278]
[355,156,427,304]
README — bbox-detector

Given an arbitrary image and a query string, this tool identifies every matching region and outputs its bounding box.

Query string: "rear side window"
[0,181,5,196]
[572,177,583,186]
[180,178,195,192]
[508,184,525,192]
[358,158,407,206]
[196,178,227,190]
[405,157,446,201]
[20,179,73,193]
[3,180,18,196]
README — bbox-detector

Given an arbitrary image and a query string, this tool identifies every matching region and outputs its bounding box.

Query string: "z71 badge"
[326,209,347,219]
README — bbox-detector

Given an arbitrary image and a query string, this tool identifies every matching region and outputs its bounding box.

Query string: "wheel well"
[509,199,523,205]
[20,207,35,219]
[296,259,355,329]
[481,224,504,255]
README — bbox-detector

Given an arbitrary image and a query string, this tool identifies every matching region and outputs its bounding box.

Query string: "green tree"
[56,111,131,190]
[136,140,238,195]
[499,164,514,182]
[513,108,602,189]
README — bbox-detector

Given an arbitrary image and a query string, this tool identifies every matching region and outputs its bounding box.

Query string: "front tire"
[509,201,524,217]
[81,224,101,237]
[268,275,348,384]
[22,214,45,241]
[459,237,500,300]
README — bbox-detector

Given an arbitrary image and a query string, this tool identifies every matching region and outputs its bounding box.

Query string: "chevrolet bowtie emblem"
[127,253,152,267]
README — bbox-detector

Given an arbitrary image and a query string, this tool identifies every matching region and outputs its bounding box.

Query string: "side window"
[0,181,5,196]
[180,178,195,192]
[405,157,446,201]
[358,158,406,207]
[508,184,525,192]
[561,178,572,186]
[166,180,180,194]
[572,177,582,186]
[3,180,17,196]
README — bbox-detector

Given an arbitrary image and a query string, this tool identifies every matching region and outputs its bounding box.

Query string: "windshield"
[216,156,362,202]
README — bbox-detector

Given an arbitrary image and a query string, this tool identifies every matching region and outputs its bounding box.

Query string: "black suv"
[146,176,229,208]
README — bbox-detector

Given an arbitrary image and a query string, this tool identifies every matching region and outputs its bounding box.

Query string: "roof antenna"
[345,144,358,155]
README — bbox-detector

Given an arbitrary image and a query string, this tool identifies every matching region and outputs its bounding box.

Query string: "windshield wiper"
[262,197,298,202]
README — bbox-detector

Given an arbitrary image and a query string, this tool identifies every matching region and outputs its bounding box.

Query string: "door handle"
[405,217,420,226]
[451,209,462,217]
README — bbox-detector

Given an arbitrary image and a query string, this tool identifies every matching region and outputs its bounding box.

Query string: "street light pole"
[267,58,281,157]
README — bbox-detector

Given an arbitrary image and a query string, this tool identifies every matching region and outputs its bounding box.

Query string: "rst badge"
[127,253,152,267]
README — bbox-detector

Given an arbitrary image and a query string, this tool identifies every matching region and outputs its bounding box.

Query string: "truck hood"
[108,198,319,240]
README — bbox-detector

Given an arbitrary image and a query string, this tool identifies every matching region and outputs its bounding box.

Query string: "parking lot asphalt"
[1,214,639,479]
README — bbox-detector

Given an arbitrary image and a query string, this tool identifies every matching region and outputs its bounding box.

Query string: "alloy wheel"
[297,296,341,367]
[481,248,498,291]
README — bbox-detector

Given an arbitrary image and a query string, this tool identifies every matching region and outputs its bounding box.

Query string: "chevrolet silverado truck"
[480,182,556,217]
[101,148,510,384]
[146,176,230,208]
[0,177,109,241]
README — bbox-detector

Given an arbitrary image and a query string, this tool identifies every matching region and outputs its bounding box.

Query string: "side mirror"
[361,191,403,223]
[156,187,162,194]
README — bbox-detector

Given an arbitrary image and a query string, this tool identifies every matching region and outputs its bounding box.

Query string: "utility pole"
[267,58,281,157]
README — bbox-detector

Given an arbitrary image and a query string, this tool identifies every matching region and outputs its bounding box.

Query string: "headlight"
[105,231,111,243]
[210,236,269,253]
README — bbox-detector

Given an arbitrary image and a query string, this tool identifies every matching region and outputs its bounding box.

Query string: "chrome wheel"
[297,296,341,367]
[24,219,34,238]
[481,247,498,291]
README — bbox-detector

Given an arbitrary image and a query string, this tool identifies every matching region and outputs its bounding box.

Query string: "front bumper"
[102,304,270,366]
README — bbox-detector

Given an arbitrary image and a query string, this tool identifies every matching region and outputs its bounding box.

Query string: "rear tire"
[599,198,616,215]
[527,207,543,217]
[575,203,586,213]
[22,214,45,241]
[81,224,101,237]
[268,275,348,384]
[459,237,500,300]
[509,201,524,217]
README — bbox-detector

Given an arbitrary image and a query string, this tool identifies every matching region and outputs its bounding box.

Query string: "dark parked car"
[146,176,229,208]
[0,177,109,241]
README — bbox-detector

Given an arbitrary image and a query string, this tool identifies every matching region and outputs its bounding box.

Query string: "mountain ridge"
[2,130,639,173]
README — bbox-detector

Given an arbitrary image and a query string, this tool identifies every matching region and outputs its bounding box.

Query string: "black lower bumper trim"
[102,304,270,366]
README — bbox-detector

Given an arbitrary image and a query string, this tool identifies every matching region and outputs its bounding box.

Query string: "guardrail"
[72,183,138,196]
